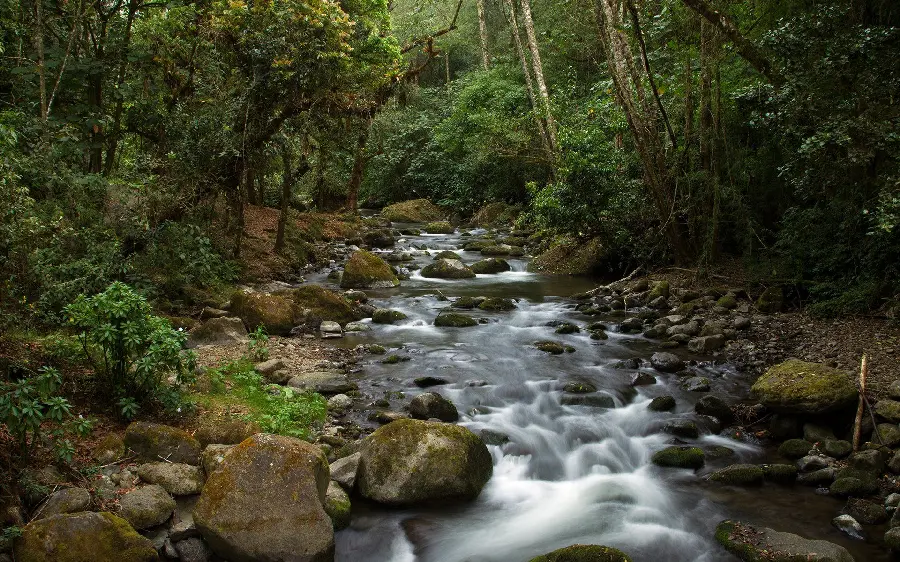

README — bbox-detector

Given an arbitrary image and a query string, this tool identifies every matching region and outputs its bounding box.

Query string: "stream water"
[313,224,887,562]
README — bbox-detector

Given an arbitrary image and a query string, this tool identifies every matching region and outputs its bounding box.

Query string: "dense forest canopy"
[1,0,899,326]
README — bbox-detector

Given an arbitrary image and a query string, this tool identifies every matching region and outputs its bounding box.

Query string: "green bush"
[65,281,195,418]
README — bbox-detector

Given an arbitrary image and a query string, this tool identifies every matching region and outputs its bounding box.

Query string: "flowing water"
[312,225,887,562]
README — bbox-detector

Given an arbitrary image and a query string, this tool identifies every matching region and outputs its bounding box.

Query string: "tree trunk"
[699,19,713,172]
[346,121,371,212]
[681,54,694,170]
[518,0,557,150]
[477,0,490,70]
[34,0,47,125]
[504,0,551,156]
[276,142,292,253]
[103,0,137,175]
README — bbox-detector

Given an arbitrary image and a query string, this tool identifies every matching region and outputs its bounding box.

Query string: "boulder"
[372,308,407,324]
[763,464,798,484]
[470,258,511,274]
[874,424,900,447]
[830,477,878,497]
[695,396,734,424]
[323,481,351,531]
[193,434,333,562]
[560,394,615,408]
[480,245,512,256]
[832,515,864,540]
[535,341,567,354]
[421,258,476,279]
[648,281,670,300]
[201,444,235,477]
[340,250,400,289]
[875,400,900,423]
[194,418,260,447]
[93,433,126,464]
[186,317,248,348]
[630,372,656,386]
[688,334,726,353]
[357,419,493,506]
[434,313,477,328]
[528,544,632,562]
[381,199,444,223]
[136,463,205,496]
[14,512,158,562]
[330,452,361,491]
[708,464,765,486]
[664,420,699,439]
[287,372,356,395]
[650,352,684,373]
[174,538,212,562]
[778,439,813,460]
[125,422,201,465]
[290,285,359,328]
[327,394,352,412]
[648,396,676,412]
[409,392,459,422]
[362,229,395,248]
[478,297,516,311]
[229,291,298,336]
[320,321,343,338]
[119,485,176,530]
[755,287,784,313]
[254,358,287,383]
[424,221,454,234]
[803,423,836,443]
[846,498,888,524]
[681,377,710,392]
[34,488,91,520]
[415,376,449,388]
[715,520,852,562]
[886,527,900,551]
[750,360,857,415]
[651,446,704,469]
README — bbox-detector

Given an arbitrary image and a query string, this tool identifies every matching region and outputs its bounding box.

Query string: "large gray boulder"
[420,258,476,279]
[118,485,176,530]
[357,419,493,506]
[187,317,248,348]
[14,512,158,562]
[193,434,333,562]
[34,488,91,520]
[125,422,201,465]
[136,462,205,496]
[750,360,857,415]
[716,520,854,562]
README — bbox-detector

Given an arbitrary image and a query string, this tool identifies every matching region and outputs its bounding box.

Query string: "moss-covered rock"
[528,236,607,275]
[372,308,407,324]
[648,396,676,412]
[717,295,738,309]
[528,544,632,562]
[34,488,91,520]
[14,512,159,562]
[409,392,459,422]
[421,258,476,279]
[555,322,580,334]
[381,199,444,223]
[875,399,900,423]
[479,245,511,256]
[323,481,351,531]
[755,287,784,313]
[118,485,176,530]
[93,433,126,464]
[708,464,765,486]
[229,291,299,335]
[715,520,853,562]
[451,296,478,309]
[478,297,516,311]
[470,258,511,274]
[750,360,857,415]
[291,285,358,326]
[830,477,879,497]
[535,341,566,354]
[186,317,249,348]
[124,422,201,465]
[777,439,813,460]
[424,221,454,234]
[193,433,333,562]
[135,462,204,496]
[763,464,799,484]
[340,250,400,289]
[357,419,492,506]
[648,281,670,300]
[194,418,260,447]
[434,313,477,328]
[463,240,493,252]
[651,446,704,469]
[432,250,462,260]
[471,201,518,226]
[362,229,395,248]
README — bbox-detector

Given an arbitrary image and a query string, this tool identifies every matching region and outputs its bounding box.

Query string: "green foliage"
[247,325,270,362]
[65,282,195,417]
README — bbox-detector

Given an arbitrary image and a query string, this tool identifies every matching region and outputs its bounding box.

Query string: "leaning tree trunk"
[518,0,557,151]
[346,120,371,213]
[477,0,491,70]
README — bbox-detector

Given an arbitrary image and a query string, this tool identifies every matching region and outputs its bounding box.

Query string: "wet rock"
[648,396,676,412]
[688,334,725,353]
[527,544,632,562]
[555,322,581,334]
[34,488,91,520]
[664,420,699,439]
[14,512,158,562]
[381,199,444,223]
[119,485,175,530]
[830,477,879,497]
[769,415,801,440]
[630,372,656,386]
[370,410,407,424]
[193,434,333,562]
[434,313,477,328]
[561,394,615,408]
[479,429,510,446]
[200,445,235,477]
[648,281,670,300]
[535,341,567,354]
[357,419,493,506]
[763,464,798,484]
[424,221,454,234]
[650,352,684,373]
[362,229,395,248]
[323,481,351,531]
[667,321,700,338]
[432,250,461,260]
[695,396,734,425]
[287,372,356,395]
[716,520,853,562]
[750,360,857,415]
[470,258,511,274]
[421,258,476,279]
[681,377,710,392]
[372,308,407,324]
[846,498,888,524]
[341,250,400,289]
[874,424,900,447]
[125,422,201,465]
[803,423,836,444]
[651,446,704,469]
[885,493,900,510]
[194,418,259,447]
[876,400,900,423]
[174,537,211,562]
[563,381,597,393]
[708,464,764,486]
[480,244,512,256]
[823,439,853,459]
[779,439,814,460]
[330,452,361,491]
[612,358,641,370]
[797,455,833,472]
[479,297,516,311]
[797,468,836,486]
[327,394,353,412]
[187,317,249,348]
[832,514,864,540]
[344,321,370,332]
[136,463,204,496]
[409,392,459,422]
[415,376,449,388]
[885,527,900,551]
[889,380,900,401]
[229,291,300,336]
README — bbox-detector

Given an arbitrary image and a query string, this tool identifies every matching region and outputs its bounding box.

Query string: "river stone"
[708,464,765,486]
[650,352,684,372]
[14,512,158,562]
[174,537,211,562]
[803,423,836,443]
[136,463,204,496]
[797,468,836,486]
[830,477,879,497]
[409,392,459,422]
[201,444,235,477]
[681,377,710,392]
[755,287,784,313]
[750,360,857,415]
[535,341,566,354]
[849,449,885,474]
[716,520,853,562]
[119,485,176,530]
[480,429,510,446]
[479,297,516,311]
[890,380,900,401]
[319,321,342,338]
[34,488,91,520]
[323,481,351,531]
[470,258,511,274]
[432,250,461,260]
[330,452,361,491]
[187,317,248,348]
[327,394,353,412]
[648,396,676,412]
[890,450,900,474]
[421,258,476,279]
[688,334,725,353]
[886,493,900,509]
[797,455,833,472]
[344,321,370,332]
[372,308,407,324]
[341,250,399,289]
[832,515,864,540]
[664,420,699,439]
[886,527,900,550]
[667,321,700,337]
[876,400,900,423]
[651,446,704,469]
[528,544,633,562]
[193,433,333,562]
[778,439,814,460]
[560,394,615,408]
[631,372,656,386]
[823,439,853,459]
[415,376,449,388]
[287,372,356,395]
[452,296,478,309]
[434,313,477,328]
[846,497,888,524]
[357,419,493,506]
[763,464,798,484]
[563,381,597,394]
[125,422,201,465]
[695,395,734,424]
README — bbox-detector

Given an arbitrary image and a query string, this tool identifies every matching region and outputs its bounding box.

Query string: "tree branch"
[400,0,463,54]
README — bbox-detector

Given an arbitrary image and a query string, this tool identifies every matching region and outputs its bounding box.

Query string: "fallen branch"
[852,354,867,451]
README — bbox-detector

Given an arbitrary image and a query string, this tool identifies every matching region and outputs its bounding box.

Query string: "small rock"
[885,527,900,551]
[323,481,351,531]
[823,439,853,459]
[664,419,700,439]
[650,352,684,373]
[479,429,509,446]
[135,462,204,496]
[320,321,343,338]
[253,358,287,378]
[846,497,888,524]
[330,452,361,491]
[876,399,900,423]
[409,392,459,422]
[733,316,751,330]
[832,514,864,540]
[563,381,597,393]
[560,394,616,408]
[803,423,835,444]
[652,446,704,469]
[648,396,676,412]
[885,493,900,510]
[681,377,710,392]
[797,468,836,486]
[327,394,353,412]
[688,334,725,353]
[797,455,833,472]
[344,321,370,332]
[118,484,176,530]
[631,372,656,386]
[848,449,885,474]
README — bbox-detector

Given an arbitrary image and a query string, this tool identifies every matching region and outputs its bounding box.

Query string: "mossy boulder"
[362,229,395,248]
[648,396,676,412]
[830,477,879,497]
[763,464,799,484]
[470,258,511,274]
[372,308,407,324]
[194,418,260,447]
[708,464,765,486]
[357,419,492,506]
[648,281,670,300]
[528,236,607,275]
[717,295,738,309]
[290,285,358,326]
[651,446,704,469]
[186,317,249,348]
[452,296,478,309]
[424,221,454,234]
[193,433,333,562]
[463,240,492,252]
[778,439,813,460]
[535,341,566,354]
[409,392,459,422]
[755,287,784,313]
[472,201,518,226]
[229,291,298,335]
[125,422,201,465]
[750,360,857,415]
[118,485,176,530]
[34,488,91,520]
[875,399,900,423]
[434,313,477,328]
[93,433,126,464]
[421,258,476,279]
[528,544,632,562]
[433,250,462,260]
[14,512,159,562]
[480,245,512,256]
[135,462,204,496]
[340,250,400,289]
[323,481,351,531]
[381,199,444,223]
[715,520,853,562]
[478,297,516,311]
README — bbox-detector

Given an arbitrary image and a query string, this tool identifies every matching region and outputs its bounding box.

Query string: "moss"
[777,439,813,460]
[230,291,299,336]
[381,354,410,364]
[451,296,478,309]
[323,482,351,531]
[830,477,878,497]
[527,236,607,275]
[470,258,511,274]
[421,259,476,279]
[528,544,632,562]
[535,341,566,354]
[751,360,857,414]
[648,396,676,412]
[340,250,400,289]
[755,287,784,313]
[424,221,454,234]
[381,199,444,223]
[717,295,738,309]
[372,309,407,324]
[715,520,766,562]
[367,344,386,354]
[590,330,608,340]
[651,446,704,469]
[15,512,159,562]
[648,281,670,300]
[463,240,492,252]
[434,313,477,328]
[555,322,580,334]
[124,422,201,465]
[674,300,700,316]
[708,464,765,486]
[432,250,461,260]
[478,297,516,311]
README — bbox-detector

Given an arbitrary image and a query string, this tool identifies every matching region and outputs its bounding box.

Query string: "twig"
[863,393,885,447]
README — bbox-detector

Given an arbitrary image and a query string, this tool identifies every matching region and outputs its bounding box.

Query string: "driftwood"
[588,267,643,296]
[852,355,868,452]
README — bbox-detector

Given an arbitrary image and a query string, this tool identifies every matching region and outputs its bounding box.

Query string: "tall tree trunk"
[518,0,557,150]
[103,0,137,175]
[504,0,551,156]
[681,54,694,170]
[276,142,292,253]
[477,0,491,70]
[346,120,371,212]
[34,0,47,125]
[699,19,713,172]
